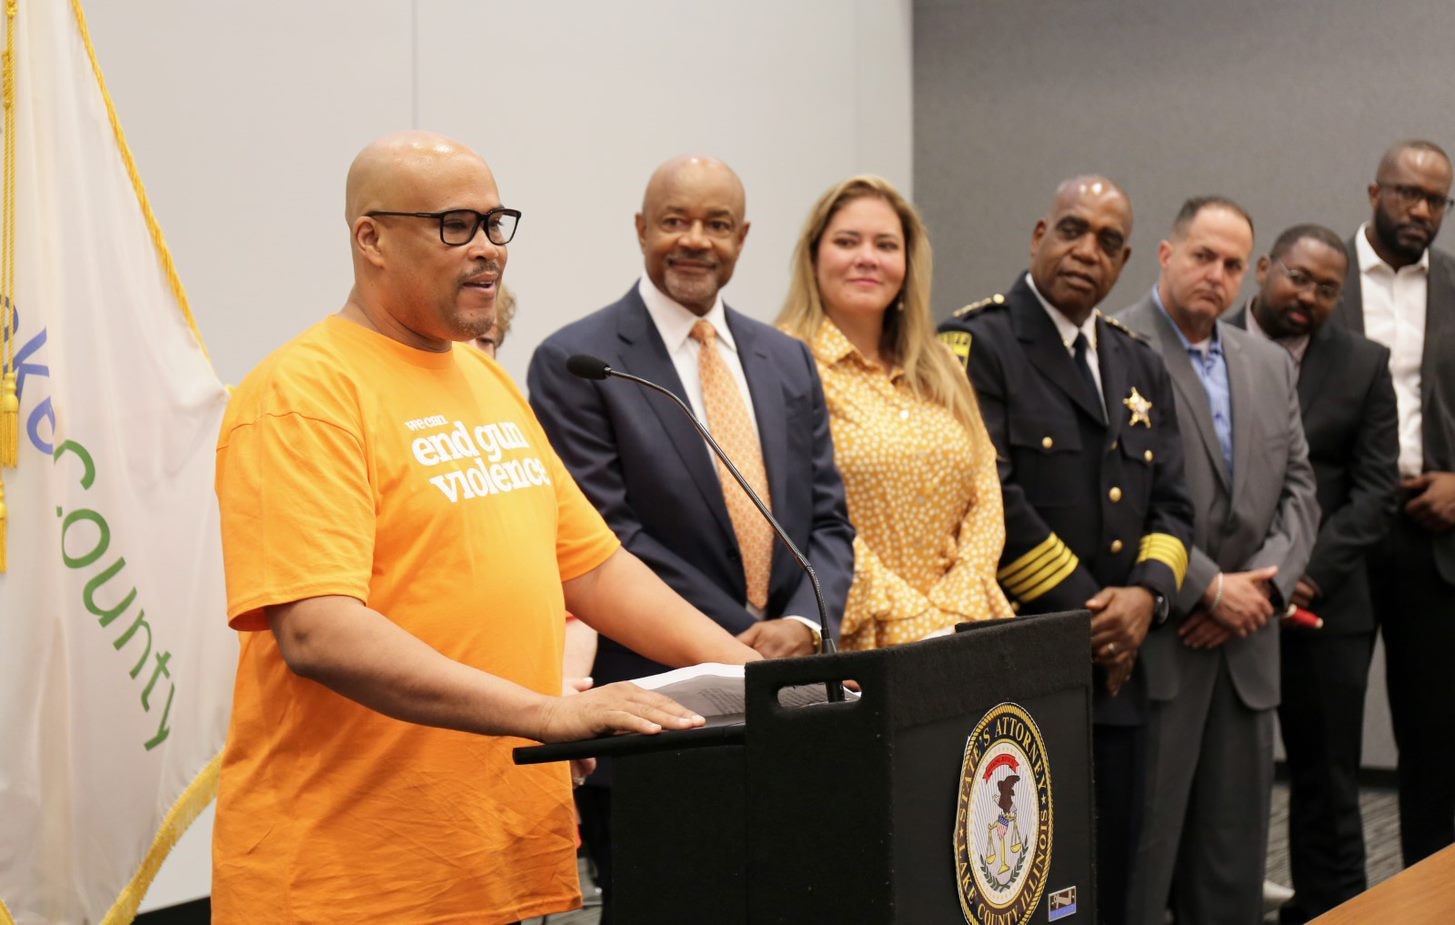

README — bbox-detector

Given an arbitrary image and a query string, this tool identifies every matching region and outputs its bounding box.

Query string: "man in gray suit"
[1119,197,1319,925]
[1334,139,1455,866]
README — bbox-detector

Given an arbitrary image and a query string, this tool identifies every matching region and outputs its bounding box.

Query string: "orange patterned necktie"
[690,319,774,609]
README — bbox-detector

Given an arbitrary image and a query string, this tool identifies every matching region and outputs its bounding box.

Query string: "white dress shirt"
[1355,223,1427,477]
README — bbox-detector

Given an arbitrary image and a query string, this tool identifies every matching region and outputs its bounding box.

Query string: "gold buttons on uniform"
[1110,539,1124,554]
[1144,449,1154,463]
[1109,486,1123,503]
[1110,439,1119,451]
[1042,436,1054,449]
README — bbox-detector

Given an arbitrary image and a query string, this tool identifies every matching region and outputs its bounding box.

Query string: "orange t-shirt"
[212,316,619,924]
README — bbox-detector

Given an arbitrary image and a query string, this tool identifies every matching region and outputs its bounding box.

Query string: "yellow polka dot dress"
[805,321,1014,650]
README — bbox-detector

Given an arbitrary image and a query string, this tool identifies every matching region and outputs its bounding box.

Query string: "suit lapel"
[1011,280,1106,423]
[1297,323,1337,416]
[1095,314,1127,442]
[1420,252,1454,418]
[1144,300,1232,492]
[728,309,787,516]
[615,295,737,542]
[1335,234,1367,334]
[1223,324,1255,498]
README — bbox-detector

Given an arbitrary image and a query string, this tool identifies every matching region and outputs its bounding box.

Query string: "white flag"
[0,0,235,922]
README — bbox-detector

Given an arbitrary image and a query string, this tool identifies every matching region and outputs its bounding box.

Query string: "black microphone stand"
[571,355,844,703]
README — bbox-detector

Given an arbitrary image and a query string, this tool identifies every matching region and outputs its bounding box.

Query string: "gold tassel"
[0,475,8,573]
[0,370,18,466]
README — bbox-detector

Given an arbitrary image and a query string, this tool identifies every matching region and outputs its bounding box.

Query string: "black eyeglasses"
[366,207,522,246]
[1378,183,1455,214]
[1275,259,1342,302]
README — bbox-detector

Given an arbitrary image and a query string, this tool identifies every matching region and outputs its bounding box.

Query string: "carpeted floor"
[530,783,1406,925]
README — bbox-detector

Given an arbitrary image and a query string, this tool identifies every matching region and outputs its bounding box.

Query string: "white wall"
[77,0,912,909]
[85,0,912,388]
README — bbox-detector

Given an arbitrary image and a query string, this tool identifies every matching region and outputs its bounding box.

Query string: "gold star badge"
[1123,387,1153,428]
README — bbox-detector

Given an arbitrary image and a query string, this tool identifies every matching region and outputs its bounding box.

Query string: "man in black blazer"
[1227,224,1399,922]
[527,155,855,922]
[1333,139,1455,867]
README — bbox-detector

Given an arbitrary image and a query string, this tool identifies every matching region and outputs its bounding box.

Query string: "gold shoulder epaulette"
[1097,309,1147,342]
[951,292,1005,318]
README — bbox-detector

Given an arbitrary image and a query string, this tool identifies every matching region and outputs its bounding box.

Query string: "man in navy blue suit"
[527,155,854,922]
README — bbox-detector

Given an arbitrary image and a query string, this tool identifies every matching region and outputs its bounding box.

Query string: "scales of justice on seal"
[517,609,1097,924]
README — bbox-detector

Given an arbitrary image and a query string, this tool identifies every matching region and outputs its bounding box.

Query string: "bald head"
[635,154,750,315]
[345,130,495,224]
[641,155,746,217]
[1048,175,1131,227]
[1029,175,1134,324]
[1376,139,1451,183]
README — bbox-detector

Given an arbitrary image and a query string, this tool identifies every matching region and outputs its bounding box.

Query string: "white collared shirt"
[1355,223,1426,476]
[1025,271,1103,401]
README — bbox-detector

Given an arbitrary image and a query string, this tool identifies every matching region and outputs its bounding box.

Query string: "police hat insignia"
[1123,387,1153,428]
[954,702,1053,925]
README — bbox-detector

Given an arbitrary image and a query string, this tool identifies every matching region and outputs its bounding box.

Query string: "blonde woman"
[779,176,1012,649]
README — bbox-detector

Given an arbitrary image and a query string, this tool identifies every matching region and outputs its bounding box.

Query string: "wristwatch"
[1148,589,1170,625]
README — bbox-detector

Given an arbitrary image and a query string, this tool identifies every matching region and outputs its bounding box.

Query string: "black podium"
[516,611,1095,924]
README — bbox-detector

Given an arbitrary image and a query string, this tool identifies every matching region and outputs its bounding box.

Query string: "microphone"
[567,353,843,701]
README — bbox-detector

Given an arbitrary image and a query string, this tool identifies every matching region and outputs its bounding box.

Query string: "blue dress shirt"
[1153,288,1234,479]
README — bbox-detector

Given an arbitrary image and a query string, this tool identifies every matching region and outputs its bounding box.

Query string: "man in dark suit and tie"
[1226,224,1399,922]
[1119,197,1319,925]
[1333,139,1455,867]
[527,154,855,923]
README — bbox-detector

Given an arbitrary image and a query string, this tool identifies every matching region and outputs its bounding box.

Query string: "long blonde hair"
[777,175,983,432]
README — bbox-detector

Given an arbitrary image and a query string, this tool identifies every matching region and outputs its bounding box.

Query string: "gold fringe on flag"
[1,0,17,469]
[0,0,18,573]
[0,372,17,467]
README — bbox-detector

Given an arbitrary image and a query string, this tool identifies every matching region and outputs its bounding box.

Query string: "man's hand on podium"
[737,618,817,658]
[562,676,597,786]
[532,681,706,743]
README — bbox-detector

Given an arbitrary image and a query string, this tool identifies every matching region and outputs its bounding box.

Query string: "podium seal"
[953,702,1053,925]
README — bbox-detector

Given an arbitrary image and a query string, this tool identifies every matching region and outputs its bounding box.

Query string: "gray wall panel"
[913,0,1453,770]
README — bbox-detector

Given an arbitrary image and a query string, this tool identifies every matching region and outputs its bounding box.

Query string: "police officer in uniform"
[938,176,1192,925]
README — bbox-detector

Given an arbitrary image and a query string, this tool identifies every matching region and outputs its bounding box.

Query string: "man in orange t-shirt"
[212,131,757,924]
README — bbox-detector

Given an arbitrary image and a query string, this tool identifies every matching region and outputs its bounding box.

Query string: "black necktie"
[1072,333,1104,421]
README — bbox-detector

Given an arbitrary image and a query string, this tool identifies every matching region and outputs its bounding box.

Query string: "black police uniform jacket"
[938,273,1194,723]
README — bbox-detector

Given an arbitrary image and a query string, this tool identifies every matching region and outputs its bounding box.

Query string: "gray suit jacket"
[1333,236,1455,585]
[1119,293,1319,710]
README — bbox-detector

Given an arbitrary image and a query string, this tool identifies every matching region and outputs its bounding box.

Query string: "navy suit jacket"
[527,285,855,687]
[1227,306,1399,633]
